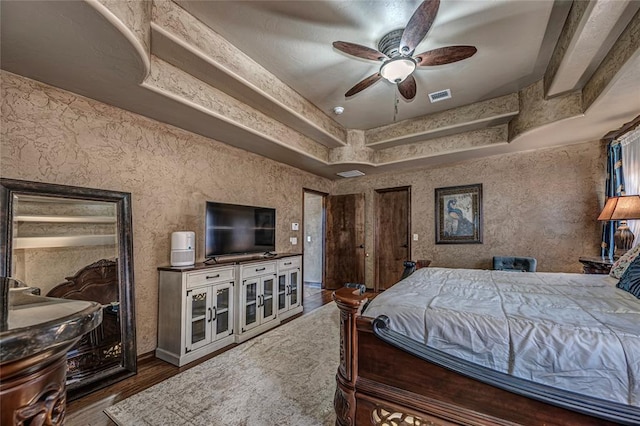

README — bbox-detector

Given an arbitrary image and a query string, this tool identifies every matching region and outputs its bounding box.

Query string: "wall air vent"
[336,170,365,178]
[428,89,452,103]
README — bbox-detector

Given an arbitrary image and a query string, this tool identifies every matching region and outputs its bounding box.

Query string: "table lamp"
[598,195,640,257]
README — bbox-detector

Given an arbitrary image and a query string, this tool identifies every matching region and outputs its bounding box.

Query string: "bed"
[46,258,122,386]
[333,265,640,425]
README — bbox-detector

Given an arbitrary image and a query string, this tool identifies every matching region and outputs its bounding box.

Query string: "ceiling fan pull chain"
[394,91,399,122]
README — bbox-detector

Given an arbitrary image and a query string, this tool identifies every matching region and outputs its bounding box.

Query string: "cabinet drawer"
[241,262,276,278]
[186,267,234,288]
[278,256,301,270]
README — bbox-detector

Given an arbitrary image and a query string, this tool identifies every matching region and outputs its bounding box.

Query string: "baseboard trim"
[137,350,156,364]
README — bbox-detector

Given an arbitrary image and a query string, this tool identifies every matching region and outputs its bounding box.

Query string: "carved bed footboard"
[333,286,364,425]
[46,259,122,385]
[333,286,640,426]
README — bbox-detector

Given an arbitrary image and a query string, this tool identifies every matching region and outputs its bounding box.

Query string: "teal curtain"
[601,142,625,259]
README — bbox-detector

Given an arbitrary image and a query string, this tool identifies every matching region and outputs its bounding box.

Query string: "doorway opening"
[303,190,326,303]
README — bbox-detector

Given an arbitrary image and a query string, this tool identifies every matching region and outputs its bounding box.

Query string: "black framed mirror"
[0,178,136,399]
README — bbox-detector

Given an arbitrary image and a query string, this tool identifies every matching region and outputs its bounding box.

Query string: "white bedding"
[363,267,640,406]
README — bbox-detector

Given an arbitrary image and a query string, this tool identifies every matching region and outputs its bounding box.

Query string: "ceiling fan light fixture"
[379,57,416,84]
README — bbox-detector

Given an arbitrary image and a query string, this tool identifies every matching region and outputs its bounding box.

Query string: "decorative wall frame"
[435,184,483,244]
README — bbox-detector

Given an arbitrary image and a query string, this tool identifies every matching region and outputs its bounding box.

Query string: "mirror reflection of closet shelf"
[14,215,117,249]
[15,235,117,249]
[15,215,115,223]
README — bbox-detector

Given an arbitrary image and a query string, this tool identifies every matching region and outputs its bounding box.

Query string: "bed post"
[332,286,368,426]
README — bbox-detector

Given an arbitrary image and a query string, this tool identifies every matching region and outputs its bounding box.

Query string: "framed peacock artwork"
[435,183,483,244]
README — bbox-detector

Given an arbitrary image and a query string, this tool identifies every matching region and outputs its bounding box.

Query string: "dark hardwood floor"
[65,285,334,426]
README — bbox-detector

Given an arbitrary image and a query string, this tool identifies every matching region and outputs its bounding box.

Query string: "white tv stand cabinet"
[156,253,303,366]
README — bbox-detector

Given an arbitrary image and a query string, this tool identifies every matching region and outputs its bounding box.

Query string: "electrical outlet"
[290,237,298,245]
[413,233,419,241]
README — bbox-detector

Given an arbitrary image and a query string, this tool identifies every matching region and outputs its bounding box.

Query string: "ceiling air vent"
[336,170,365,178]
[428,89,452,103]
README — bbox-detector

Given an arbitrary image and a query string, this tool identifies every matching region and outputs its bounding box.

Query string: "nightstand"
[578,256,614,274]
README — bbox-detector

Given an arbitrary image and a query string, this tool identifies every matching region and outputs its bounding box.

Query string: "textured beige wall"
[1,71,332,354]
[0,70,608,352]
[334,142,607,287]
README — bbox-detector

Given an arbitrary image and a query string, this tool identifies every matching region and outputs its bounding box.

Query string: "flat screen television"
[205,202,276,258]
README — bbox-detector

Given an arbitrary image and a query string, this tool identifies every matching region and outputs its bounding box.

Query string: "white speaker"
[171,231,195,266]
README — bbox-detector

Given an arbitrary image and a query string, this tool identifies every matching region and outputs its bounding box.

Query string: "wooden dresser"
[156,253,302,366]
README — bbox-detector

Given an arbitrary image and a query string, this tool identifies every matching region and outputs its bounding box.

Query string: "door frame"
[374,186,411,292]
[302,188,328,289]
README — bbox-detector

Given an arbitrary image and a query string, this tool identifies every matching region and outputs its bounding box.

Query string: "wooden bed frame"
[333,267,640,426]
[46,259,122,387]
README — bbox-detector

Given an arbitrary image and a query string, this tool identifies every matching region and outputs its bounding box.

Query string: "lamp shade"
[379,57,416,83]
[598,195,640,221]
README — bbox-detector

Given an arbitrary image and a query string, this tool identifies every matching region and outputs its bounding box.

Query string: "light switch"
[307,235,312,242]
[291,222,299,231]
[413,233,419,241]
[290,237,298,245]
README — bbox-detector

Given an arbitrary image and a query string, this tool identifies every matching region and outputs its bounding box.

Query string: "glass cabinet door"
[289,270,299,308]
[277,274,287,311]
[214,284,233,339]
[261,276,276,323]
[186,287,212,352]
[243,280,258,331]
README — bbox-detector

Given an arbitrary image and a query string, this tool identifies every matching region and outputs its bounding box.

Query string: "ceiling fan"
[333,0,477,101]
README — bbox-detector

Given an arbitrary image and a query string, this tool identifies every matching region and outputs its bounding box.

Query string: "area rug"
[105,303,339,425]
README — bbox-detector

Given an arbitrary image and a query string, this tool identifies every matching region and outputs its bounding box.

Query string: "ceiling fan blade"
[414,45,477,66]
[333,41,389,61]
[397,75,417,100]
[345,72,383,97]
[399,0,440,56]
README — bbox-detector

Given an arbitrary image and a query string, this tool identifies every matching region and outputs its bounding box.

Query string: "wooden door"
[325,193,365,290]
[375,187,410,291]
